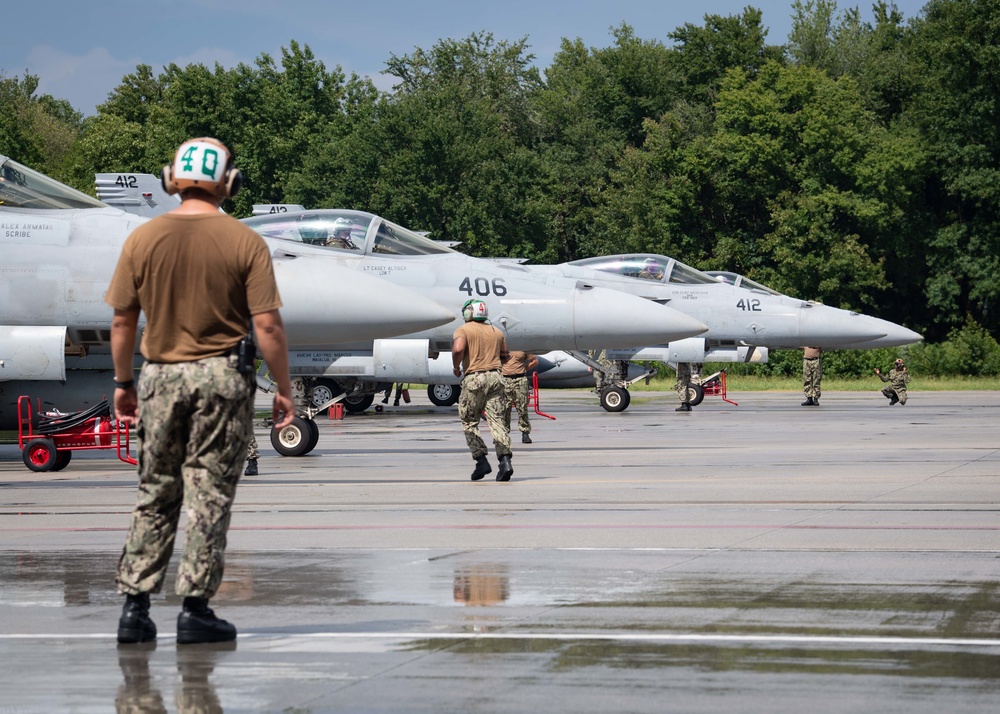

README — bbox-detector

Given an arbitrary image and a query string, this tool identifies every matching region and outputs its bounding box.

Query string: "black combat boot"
[521,432,532,444]
[801,397,815,406]
[177,597,236,645]
[244,459,258,476]
[676,403,692,412]
[497,454,513,482]
[888,394,898,405]
[471,455,492,481]
[118,592,157,644]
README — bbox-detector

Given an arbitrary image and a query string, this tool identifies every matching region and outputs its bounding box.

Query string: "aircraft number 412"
[736,298,762,312]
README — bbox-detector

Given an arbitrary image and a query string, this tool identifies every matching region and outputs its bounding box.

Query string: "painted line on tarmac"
[3,523,1000,533]
[3,632,999,648]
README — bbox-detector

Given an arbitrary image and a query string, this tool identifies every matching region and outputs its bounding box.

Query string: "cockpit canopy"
[0,155,106,209]
[242,209,456,256]
[705,271,781,295]
[568,254,720,285]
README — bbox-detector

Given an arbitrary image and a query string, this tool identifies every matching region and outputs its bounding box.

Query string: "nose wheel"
[270,415,321,456]
[599,386,631,412]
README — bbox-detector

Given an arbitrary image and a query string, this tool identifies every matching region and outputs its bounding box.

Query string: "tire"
[309,379,341,408]
[343,392,375,413]
[304,418,320,454]
[52,450,73,472]
[427,384,461,407]
[686,383,705,407]
[23,438,58,472]
[600,386,631,413]
[270,416,315,457]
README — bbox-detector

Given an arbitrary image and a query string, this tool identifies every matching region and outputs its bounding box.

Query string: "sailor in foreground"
[106,137,294,645]
[452,299,513,481]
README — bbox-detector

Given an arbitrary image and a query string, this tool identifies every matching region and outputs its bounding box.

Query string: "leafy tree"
[788,1,920,125]
[316,32,551,258]
[0,71,83,181]
[904,0,1000,337]
[535,26,678,261]
[670,7,784,105]
[703,61,925,312]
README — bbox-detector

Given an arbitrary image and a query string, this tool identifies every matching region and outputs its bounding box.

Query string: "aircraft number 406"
[459,277,507,297]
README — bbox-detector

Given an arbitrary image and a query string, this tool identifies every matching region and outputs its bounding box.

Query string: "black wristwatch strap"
[114,379,135,390]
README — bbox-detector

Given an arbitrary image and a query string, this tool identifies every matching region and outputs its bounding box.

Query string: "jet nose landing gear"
[599,386,631,412]
[269,415,320,457]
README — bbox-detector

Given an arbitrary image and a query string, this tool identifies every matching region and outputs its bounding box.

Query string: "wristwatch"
[113,378,135,389]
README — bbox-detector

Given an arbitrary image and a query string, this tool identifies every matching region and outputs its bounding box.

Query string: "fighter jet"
[517,255,921,409]
[0,155,458,429]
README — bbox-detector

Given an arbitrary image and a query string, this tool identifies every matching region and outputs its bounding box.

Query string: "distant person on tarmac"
[802,347,822,406]
[875,358,910,405]
[502,350,538,444]
[675,362,702,412]
[452,299,513,482]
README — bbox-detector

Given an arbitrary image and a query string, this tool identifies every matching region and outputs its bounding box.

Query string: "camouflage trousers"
[590,350,612,392]
[502,375,531,435]
[881,385,908,404]
[803,358,822,399]
[116,355,255,598]
[458,370,511,460]
[674,363,702,403]
[246,433,260,460]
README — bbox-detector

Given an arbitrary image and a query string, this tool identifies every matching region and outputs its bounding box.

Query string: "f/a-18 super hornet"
[0,155,459,429]
[519,255,921,410]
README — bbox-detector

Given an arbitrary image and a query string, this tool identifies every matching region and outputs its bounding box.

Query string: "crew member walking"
[452,299,513,481]
[107,137,294,645]
[502,350,538,443]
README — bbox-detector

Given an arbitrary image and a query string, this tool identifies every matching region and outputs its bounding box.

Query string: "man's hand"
[272,391,295,429]
[114,385,139,426]
[874,368,881,375]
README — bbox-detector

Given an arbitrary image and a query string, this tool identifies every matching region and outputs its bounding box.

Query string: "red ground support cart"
[17,395,137,472]
[699,370,738,406]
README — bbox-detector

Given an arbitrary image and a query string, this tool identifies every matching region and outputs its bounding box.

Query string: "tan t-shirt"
[105,212,281,362]
[453,321,505,374]
[803,347,822,360]
[502,351,534,377]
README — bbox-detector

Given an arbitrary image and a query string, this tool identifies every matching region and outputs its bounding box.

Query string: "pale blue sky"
[3,0,928,116]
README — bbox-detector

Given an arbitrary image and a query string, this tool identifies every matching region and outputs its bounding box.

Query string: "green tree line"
[3,0,999,351]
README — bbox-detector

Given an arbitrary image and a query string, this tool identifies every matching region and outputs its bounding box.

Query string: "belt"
[804,357,819,360]
[504,373,526,378]
[466,369,500,375]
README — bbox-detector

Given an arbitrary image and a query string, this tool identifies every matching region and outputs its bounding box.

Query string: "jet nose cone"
[799,304,887,346]
[275,261,454,344]
[572,287,708,350]
[842,317,923,348]
[880,322,923,347]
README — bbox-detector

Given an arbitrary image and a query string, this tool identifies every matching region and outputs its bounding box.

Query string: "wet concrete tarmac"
[1,389,998,712]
